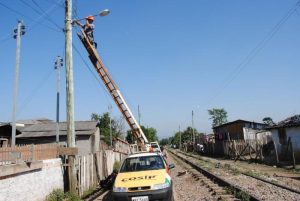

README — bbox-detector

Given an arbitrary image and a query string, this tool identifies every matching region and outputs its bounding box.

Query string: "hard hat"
[85,15,94,21]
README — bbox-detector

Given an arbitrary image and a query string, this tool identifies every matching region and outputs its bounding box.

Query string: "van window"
[151,144,159,148]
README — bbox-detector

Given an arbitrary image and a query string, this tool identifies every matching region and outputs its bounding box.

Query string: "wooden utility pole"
[65,0,76,193]
[11,21,25,146]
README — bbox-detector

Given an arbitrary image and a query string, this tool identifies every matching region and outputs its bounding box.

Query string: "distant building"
[213,119,269,155]
[0,118,53,147]
[0,119,103,155]
[213,119,267,141]
[267,115,300,163]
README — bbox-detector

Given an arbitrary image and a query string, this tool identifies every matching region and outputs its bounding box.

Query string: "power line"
[0,2,33,21]
[20,0,43,15]
[72,39,113,104]
[203,1,300,107]
[17,68,54,118]
[19,0,62,32]
[30,0,63,31]
[0,1,62,42]
[43,0,64,8]
[26,1,63,33]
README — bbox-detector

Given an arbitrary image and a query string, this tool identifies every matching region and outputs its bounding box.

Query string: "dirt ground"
[166,151,216,201]
[182,151,300,192]
[174,150,300,200]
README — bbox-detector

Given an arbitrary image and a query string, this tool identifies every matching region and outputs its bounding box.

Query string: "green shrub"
[113,161,122,171]
[64,192,82,201]
[46,189,65,201]
[236,190,250,201]
[46,189,82,201]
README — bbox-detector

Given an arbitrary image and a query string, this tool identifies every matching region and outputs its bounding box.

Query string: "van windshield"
[120,155,165,173]
[151,144,159,148]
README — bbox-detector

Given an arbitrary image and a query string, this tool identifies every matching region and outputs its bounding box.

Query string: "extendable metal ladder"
[77,29,148,148]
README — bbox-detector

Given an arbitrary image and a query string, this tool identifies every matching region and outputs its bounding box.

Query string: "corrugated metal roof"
[267,115,300,129]
[213,119,266,129]
[16,121,98,138]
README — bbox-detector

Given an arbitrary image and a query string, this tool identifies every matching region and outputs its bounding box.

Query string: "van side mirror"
[168,164,175,169]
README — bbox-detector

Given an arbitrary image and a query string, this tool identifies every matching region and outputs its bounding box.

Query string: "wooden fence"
[113,137,130,154]
[77,150,127,196]
[0,144,59,165]
[223,140,265,161]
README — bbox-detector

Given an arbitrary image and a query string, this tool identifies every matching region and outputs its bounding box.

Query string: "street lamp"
[99,9,110,17]
[76,9,110,21]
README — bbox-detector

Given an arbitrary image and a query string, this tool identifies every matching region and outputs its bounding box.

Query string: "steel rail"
[177,150,300,195]
[168,149,260,201]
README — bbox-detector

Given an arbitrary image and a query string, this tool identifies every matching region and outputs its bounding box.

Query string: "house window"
[278,128,287,145]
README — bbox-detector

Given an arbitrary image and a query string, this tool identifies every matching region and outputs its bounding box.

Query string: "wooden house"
[213,120,268,156]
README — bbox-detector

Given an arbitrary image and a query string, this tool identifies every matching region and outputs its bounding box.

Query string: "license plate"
[132,196,149,201]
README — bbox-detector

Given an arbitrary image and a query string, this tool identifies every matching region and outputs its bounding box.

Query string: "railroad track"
[176,150,300,195]
[168,149,260,201]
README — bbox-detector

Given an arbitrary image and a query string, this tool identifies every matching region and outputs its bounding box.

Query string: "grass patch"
[235,190,251,201]
[244,170,262,178]
[46,189,82,201]
[223,186,250,201]
[81,187,96,199]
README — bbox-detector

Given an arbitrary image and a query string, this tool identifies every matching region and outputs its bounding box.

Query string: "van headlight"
[153,182,170,190]
[113,186,127,192]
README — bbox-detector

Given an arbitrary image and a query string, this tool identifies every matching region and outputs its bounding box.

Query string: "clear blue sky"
[0,0,299,138]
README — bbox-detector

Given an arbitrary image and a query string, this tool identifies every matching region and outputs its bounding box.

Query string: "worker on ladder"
[74,15,97,48]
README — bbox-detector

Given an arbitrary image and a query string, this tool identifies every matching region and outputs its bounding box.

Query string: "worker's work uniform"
[83,24,97,48]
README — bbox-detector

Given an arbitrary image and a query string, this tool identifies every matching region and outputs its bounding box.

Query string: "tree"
[126,126,158,144]
[262,117,275,126]
[159,138,169,146]
[208,108,228,128]
[91,112,124,145]
[170,126,202,147]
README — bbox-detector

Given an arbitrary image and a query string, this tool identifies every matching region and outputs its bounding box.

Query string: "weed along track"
[170,149,300,201]
[168,149,258,201]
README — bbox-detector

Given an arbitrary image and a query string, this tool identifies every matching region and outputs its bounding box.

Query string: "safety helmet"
[85,15,94,21]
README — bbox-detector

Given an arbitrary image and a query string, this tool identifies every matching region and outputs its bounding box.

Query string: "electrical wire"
[0,2,34,21]
[43,0,64,8]
[19,0,62,32]
[203,1,300,108]
[17,68,55,117]
[29,0,63,31]
[72,32,113,104]
[26,1,63,33]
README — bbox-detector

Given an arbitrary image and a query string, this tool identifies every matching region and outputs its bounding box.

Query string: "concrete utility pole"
[179,125,181,150]
[192,110,195,146]
[65,0,76,193]
[55,56,63,143]
[108,104,112,147]
[11,21,25,146]
[138,104,141,125]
